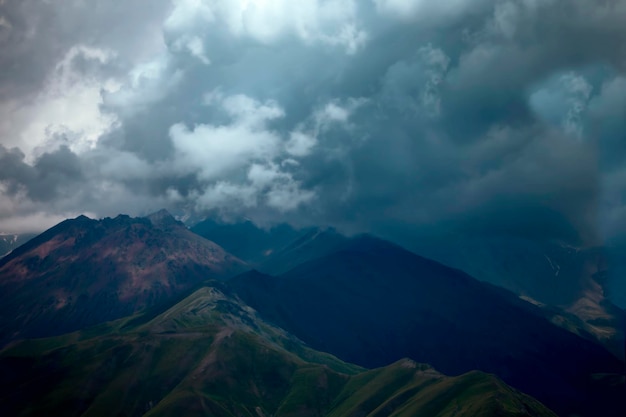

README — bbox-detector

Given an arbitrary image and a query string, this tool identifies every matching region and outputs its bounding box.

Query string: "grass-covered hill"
[0,284,556,417]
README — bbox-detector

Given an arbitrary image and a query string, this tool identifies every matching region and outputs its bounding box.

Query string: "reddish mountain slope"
[0,210,246,346]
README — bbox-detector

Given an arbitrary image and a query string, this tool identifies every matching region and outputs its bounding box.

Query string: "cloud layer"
[0,0,625,244]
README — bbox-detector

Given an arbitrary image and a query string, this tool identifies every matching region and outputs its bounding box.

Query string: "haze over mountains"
[0,234,35,258]
[194,218,626,358]
[0,211,624,417]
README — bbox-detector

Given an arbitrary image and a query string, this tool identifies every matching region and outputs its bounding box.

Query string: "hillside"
[0,284,557,417]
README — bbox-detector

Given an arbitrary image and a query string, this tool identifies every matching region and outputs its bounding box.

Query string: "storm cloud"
[0,0,625,244]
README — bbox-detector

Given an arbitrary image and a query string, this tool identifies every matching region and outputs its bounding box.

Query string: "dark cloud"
[0,0,625,245]
[0,145,83,202]
[0,0,170,100]
[0,146,34,195]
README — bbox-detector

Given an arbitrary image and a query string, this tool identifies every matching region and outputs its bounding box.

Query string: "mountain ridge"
[1,213,623,416]
[0,283,558,417]
[0,211,246,346]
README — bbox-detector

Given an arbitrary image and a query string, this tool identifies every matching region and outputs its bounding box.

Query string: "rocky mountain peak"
[146,209,182,228]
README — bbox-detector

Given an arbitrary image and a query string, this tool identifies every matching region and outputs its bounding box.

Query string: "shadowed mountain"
[258,227,349,275]
[406,235,626,358]
[190,218,302,266]
[407,235,598,306]
[230,235,626,417]
[0,210,246,347]
[0,283,557,417]
[190,218,348,275]
[206,220,625,358]
[606,241,626,309]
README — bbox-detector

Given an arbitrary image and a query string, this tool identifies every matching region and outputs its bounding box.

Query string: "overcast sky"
[0,0,625,245]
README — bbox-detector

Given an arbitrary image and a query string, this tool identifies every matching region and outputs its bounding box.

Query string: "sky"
[0,0,625,246]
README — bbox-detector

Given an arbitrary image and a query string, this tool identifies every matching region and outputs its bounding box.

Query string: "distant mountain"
[605,241,626,308]
[190,218,302,265]
[406,235,609,305]
[191,218,357,275]
[258,227,349,275]
[230,235,626,417]
[0,233,35,258]
[406,235,625,357]
[0,210,246,346]
[0,283,557,417]
[193,221,626,357]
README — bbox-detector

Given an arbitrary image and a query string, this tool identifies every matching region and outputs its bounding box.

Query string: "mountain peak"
[146,209,180,228]
[0,210,247,346]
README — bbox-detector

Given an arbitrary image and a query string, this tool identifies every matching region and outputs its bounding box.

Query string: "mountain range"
[407,235,625,351]
[193,219,625,359]
[0,211,624,417]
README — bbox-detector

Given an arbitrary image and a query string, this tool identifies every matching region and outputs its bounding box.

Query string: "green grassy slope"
[328,362,555,417]
[0,285,556,417]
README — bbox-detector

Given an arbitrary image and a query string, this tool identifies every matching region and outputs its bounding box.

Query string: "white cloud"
[172,35,211,64]
[318,23,368,55]
[169,93,319,213]
[221,94,285,127]
[529,72,593,139]
[103,53,183,116]
[193,163,315,212]
[266,180,316,211]
[285,97,366,157]
[286,131,317,157]
[373,0,477,21]
[0,45,119,161]
[195,181,258,209]
[170,94,284,180]
[164,0,215,63]
[164,0,367,54]
[382,44,450,118]
[248,163,316,211]
[316,98,368,127]
[94,149,155,181]
[486,0,554,39]
[165,0,216,33]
